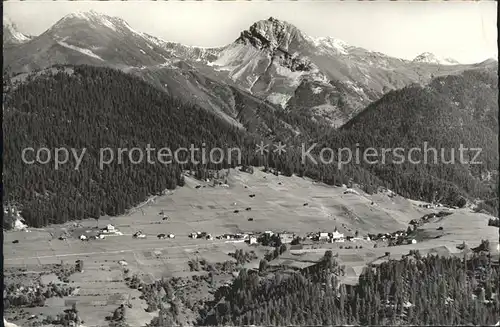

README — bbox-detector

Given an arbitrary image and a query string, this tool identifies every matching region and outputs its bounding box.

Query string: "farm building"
[101,224,119,234]
[279,233,294,244]
[331,231,344,242]
[318,232,329,241]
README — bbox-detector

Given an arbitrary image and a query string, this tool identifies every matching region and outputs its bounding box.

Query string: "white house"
[249,236,258,245]
[79,235,87,241]
[106,224,115,231]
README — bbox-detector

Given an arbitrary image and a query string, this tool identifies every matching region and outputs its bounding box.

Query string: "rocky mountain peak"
[236,17,307,52]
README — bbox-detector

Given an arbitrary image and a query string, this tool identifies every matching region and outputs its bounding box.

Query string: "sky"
[4,0,498,64]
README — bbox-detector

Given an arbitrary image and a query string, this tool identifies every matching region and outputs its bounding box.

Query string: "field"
[4,167,499,326]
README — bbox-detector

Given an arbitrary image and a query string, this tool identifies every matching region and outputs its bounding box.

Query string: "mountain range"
[4,11,497,127]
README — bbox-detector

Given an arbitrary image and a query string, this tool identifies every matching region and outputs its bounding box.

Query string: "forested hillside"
[3,66,249,226]
[3,65,498,227]
[326,69,498,212]
[197,250,499,326]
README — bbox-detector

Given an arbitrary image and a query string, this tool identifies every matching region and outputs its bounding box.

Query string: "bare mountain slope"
[4,11,175,72]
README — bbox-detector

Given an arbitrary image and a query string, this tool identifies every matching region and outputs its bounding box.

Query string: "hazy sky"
[4,0,497,64]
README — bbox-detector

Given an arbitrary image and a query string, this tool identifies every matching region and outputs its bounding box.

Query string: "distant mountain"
[3,11,177,71]
[4,13,495,128]
[196,17,488,125]
[413,52,460,65]
[3,17,31,46]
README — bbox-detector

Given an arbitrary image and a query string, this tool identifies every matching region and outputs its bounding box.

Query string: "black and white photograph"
[2,0,499,326]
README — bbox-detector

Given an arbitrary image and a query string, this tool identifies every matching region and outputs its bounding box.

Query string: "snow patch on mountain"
[247,75,260,93]
[3,16,31,43]
[267,93,292,108]
[311,86,323,94]
[311,36,350,55]
[57,39,104,61]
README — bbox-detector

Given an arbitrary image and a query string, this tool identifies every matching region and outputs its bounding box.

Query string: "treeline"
[3,65,498,227]
[198,251,499,326]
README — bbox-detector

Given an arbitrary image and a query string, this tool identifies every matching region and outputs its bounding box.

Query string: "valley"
[4,168,499,326]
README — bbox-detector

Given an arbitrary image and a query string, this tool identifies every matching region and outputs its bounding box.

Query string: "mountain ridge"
[3,11,497,128]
